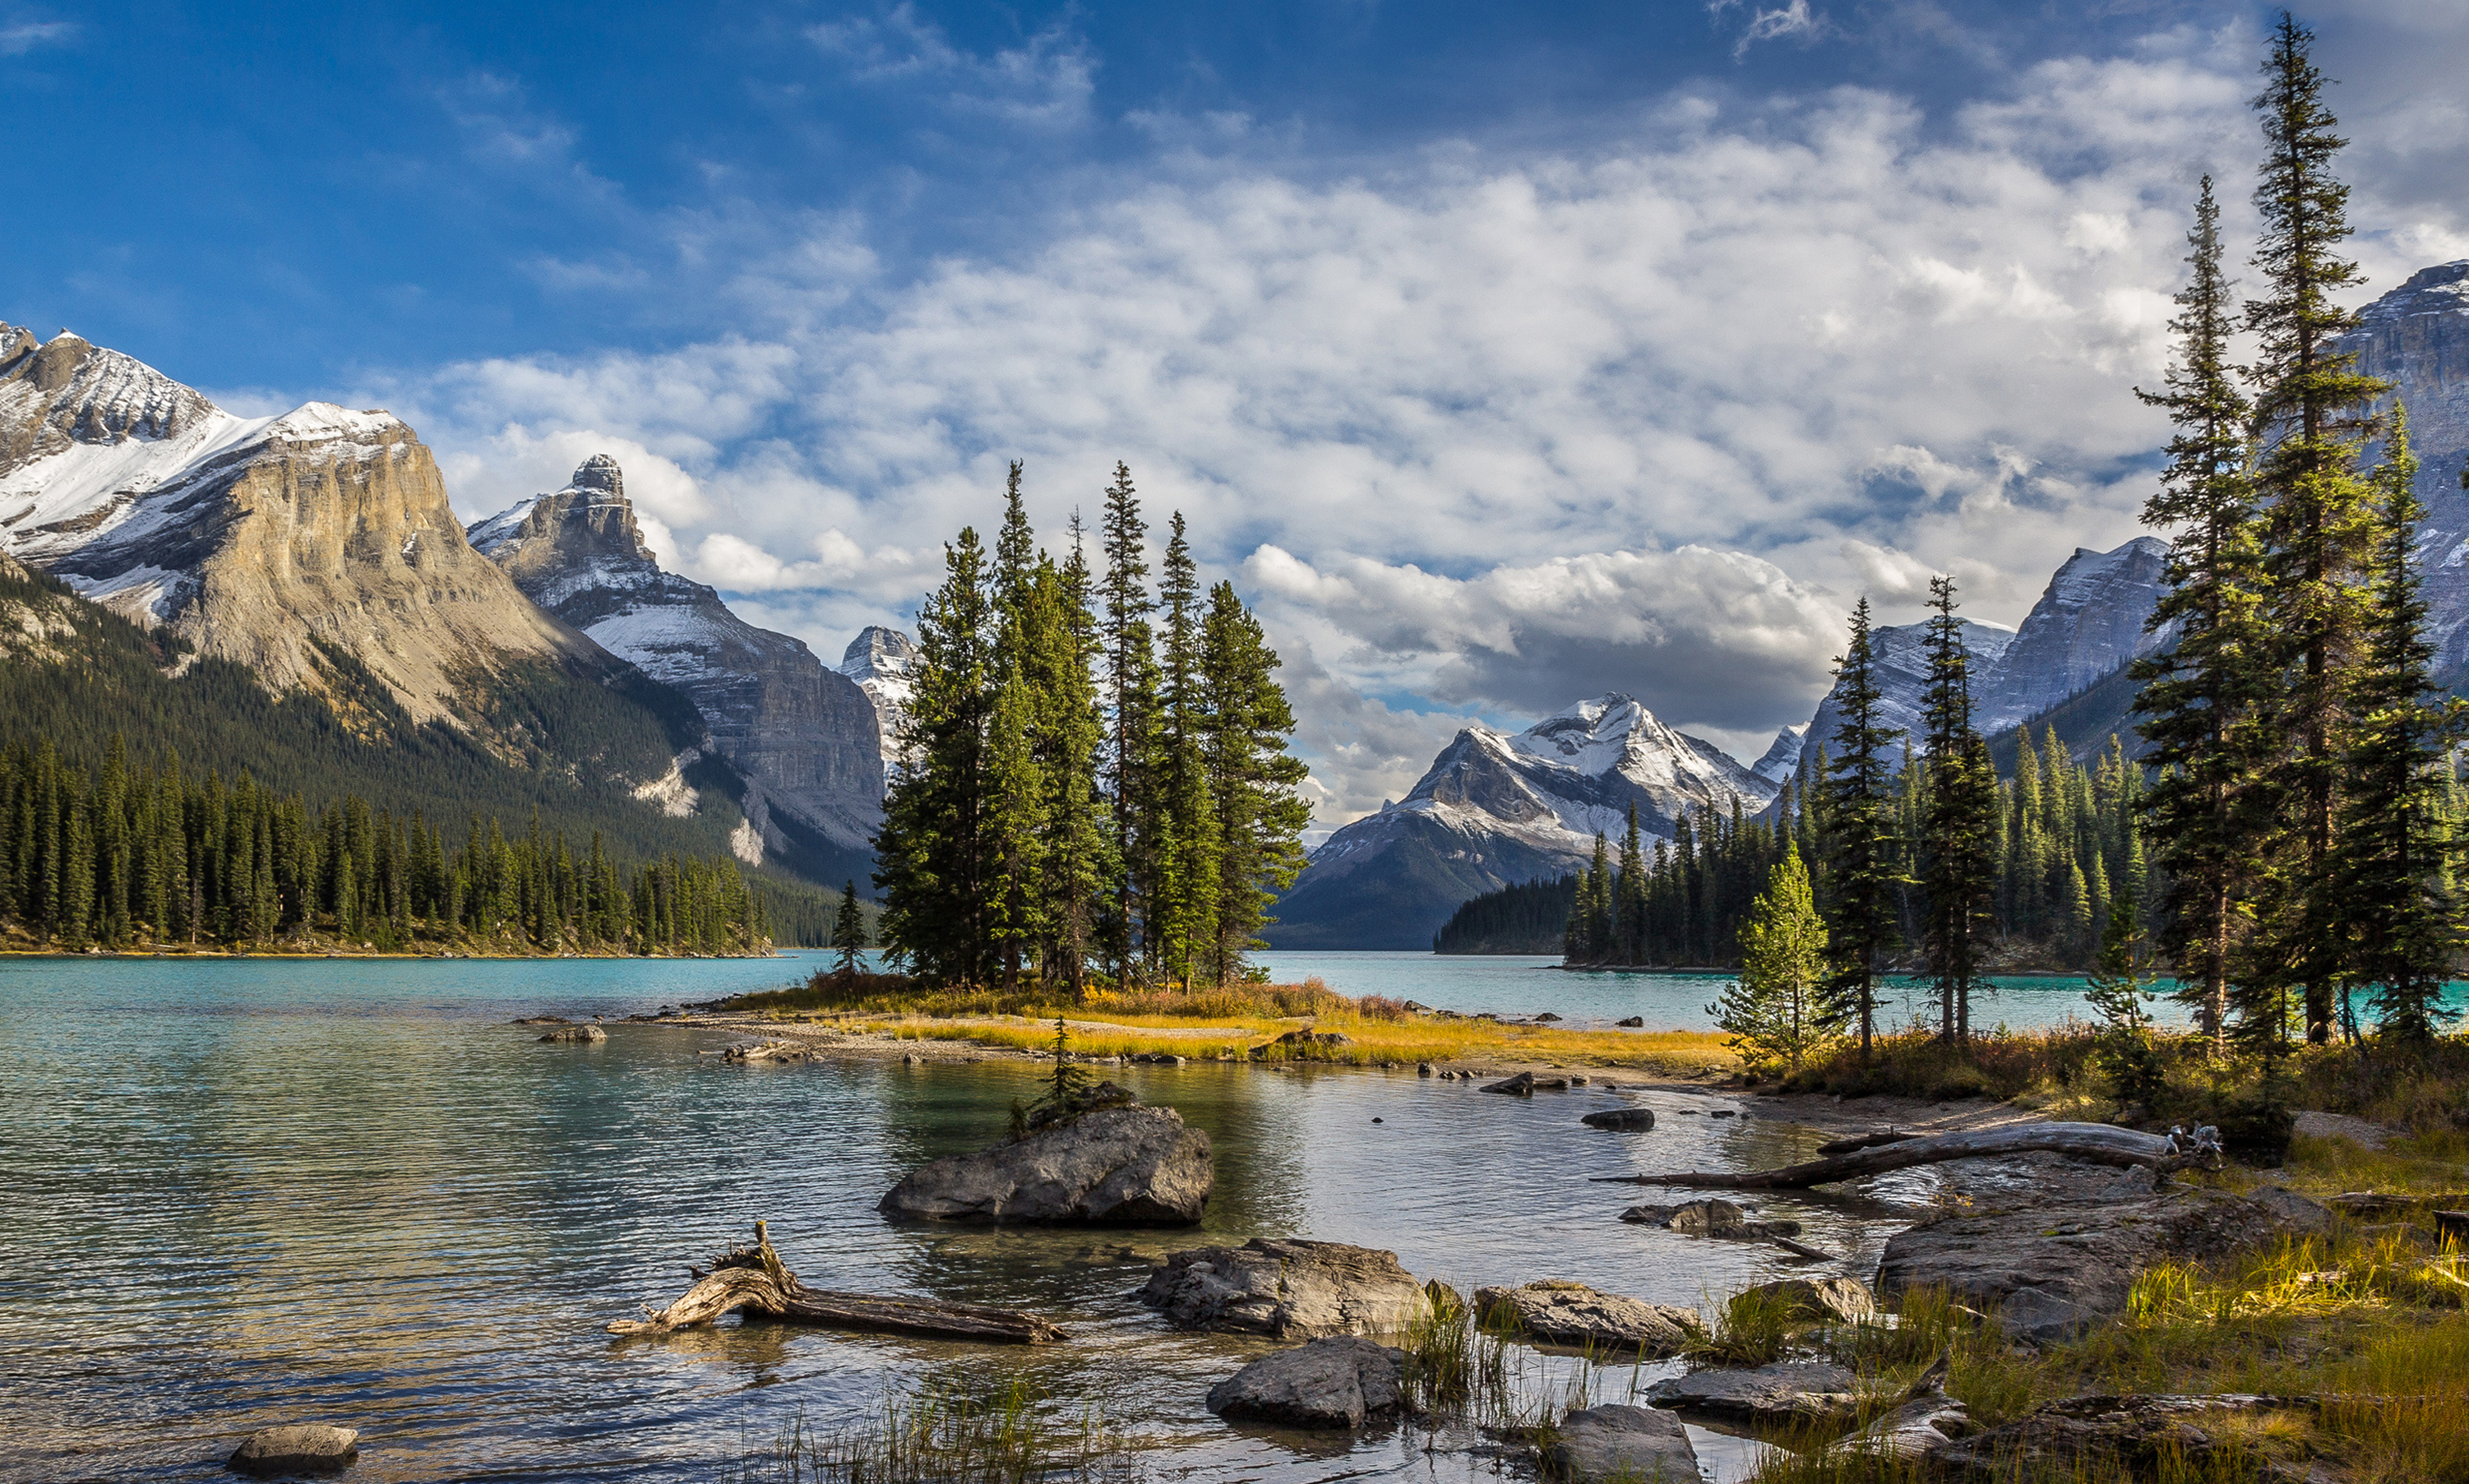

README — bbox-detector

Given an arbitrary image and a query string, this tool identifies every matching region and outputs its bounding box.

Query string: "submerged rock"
[1616,1015,1645,1028]
[537,1024,606,1044]
[1481,1072,1536,1096]
[1542,1404,1699,1482]
[1581,1107,1655,1131]
[1140,1237,1425,1337]
[1645,1361,1867,1422]
[1205,1336,1405,1429]
[878,1106,1211,1225]
[1473,1281,1700,1357]
[229,1425,358,1477]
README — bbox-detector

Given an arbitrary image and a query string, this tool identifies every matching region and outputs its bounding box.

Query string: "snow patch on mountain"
[839,624,918,786]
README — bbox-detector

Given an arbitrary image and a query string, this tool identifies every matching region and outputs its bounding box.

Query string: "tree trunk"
[1590,1121,2212,1191]
[608,1220,1070,1343]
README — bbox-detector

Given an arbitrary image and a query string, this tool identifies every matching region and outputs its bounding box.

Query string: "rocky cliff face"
[0,325,587,726]
[471,457,884,861]
[2348,261,2469,683]
[837,624,918,787]
[1269,696,1776,950]
[1976,538,2170,733]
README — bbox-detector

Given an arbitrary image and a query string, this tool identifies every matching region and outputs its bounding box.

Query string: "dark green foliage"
[1919,576,1997,1043]
[874,526,996,983]
[832,880,867,978]
[0,739,769,955]
[1199,580,1309,979]
[1823,598,1903,1056]
[2084,897,2168,1116]
[1432,874,1575,954]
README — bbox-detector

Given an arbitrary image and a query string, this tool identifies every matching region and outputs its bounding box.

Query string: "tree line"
[1704,16,2463,1070]
[0,737,771,955]
[874,464,1311,990]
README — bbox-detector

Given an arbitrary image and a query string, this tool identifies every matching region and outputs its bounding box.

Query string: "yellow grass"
[847,1005,1736,1075]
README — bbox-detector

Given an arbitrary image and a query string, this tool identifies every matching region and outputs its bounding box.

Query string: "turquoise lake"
[0,948,2358,1483]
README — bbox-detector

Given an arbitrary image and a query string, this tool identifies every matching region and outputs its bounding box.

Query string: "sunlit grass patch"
[730,1380,1144,1484]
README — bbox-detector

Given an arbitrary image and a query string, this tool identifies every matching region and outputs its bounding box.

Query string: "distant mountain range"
[0,322,880,899]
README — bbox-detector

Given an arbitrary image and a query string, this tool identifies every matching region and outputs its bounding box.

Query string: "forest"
[0,737,772,956]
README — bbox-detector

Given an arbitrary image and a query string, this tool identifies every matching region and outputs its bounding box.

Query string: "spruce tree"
[1708,844,1837,1072]
[831,881,867,977]
[1033,518,1113,997]
[1822,599,1903,1058]
[1616,802,1648,966]
[2245,12,2392,1046]
[1154,514,1219,986]
[2334,408,2462,1041]
[1098,465,1163,985]
[1919,576,1996,1043]
[1198,580,1309,982]
[874,528,995,982]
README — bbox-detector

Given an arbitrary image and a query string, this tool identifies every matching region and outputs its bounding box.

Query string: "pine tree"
[2083,896,2166,1114]
[1919,576,1996,1043]
[1152,515,1219,986]
[875,528,996,982]
[1198,580,1309,982]
[1708,844,1837,1072]
[1616,802,1648,965]
[831,881,866,978]
[1098,465,1163,985]
[2245,12,2392,1047]
[1822,599,1903,1058]
[2335,407,2462,1041]
[1033,518,1113,997]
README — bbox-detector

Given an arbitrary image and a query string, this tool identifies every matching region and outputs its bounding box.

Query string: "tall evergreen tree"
[2132,174,2269,1047]
[831,881,867,978]
[1616,802,1648,965]
[1919,576,1996,1043]
[1098,465,1163,985]
[2335,408,2461,1041]
[2245,12,2391,1047]
[1198,580,1309,982]
[1033,518,1113,997]
[1823,599,1902,1058]
[1154,514,1219,985]
[875,528,995,982]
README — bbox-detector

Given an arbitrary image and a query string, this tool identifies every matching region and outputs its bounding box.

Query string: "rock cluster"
[1140,1238,1424,1337]
[537,1024,607,1044]
[1644,1361,1868,1422]
[1472,1281,1700,1357]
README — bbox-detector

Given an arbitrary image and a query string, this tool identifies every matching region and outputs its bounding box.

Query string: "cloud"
[0,16,72,55]
[806,3,1096,132]
[376,20,2467,826]
[1710,0,1829,60]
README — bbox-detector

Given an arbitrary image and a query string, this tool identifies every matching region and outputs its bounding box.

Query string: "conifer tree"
[875,528,995,982]
[1154,514,1219,985]
[1098,465,1163,985]
[1198,580,1309,982]
[831,881,866,978]
[1033,519,1112,997]
[2334,408,2461,1041]
[2245,12,2391,1046]
[1822,599,1903,1058]
[1919,576,1997,1043]
[1616,802,1648,965]
[1708,844,1836,1072]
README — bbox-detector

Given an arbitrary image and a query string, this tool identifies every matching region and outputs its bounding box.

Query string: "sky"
[7,0,2467,831]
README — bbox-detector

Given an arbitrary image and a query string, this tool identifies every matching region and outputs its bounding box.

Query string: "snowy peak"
[2347,259,2469,682]
[468,455,664,613]
[839,623,918,684]
[2357,260,2469,330]
[1751,726,1805,784]
[1978,537,2169,732]
[0,325,220,480]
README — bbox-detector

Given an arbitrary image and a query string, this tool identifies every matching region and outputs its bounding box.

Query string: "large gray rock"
[1542,1404,1699,1482]
[1927,1394,2307,1482]
[1140,1238,1425,1337]
[1581,1107,1655,1130]
[1473,1282,1701,1357]
[1645,1361,1866,1422]
[878,1106,1211,1225]
[229,1425,359,1477]
[1876,1186,2331,1343]
[1205,1336,1406,1429]
[537,1024,606,1043]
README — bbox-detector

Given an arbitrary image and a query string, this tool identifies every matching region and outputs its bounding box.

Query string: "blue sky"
[7,1,2467,821]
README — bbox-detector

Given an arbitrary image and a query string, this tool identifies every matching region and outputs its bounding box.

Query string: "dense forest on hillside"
[1433,873,1576,954]
[0,555,845,941]
[0,737,772,955]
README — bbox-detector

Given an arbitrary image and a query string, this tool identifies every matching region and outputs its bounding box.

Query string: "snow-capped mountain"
[1790,617,2018,779]
[1268,696,1777,950]
[2349,261,2469,685]
[0,323,587,724]
[472,456,884,865]
[1750,726,1805,785]
[837,624,918,787]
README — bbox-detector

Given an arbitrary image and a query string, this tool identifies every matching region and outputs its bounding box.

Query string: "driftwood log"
[1592,1121,2221,1191]
[608,1221,1069,1343]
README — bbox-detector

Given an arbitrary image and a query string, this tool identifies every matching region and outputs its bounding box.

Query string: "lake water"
[0,951,2026,1484]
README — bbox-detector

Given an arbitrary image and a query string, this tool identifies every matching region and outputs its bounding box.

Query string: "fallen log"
[1815,1129,1918,1156]
[608,1220,1069,1343]
[1591,1121,2220,1191]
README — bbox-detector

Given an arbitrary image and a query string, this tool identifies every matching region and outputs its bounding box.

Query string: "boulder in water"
[879,1106,1210,1225]
[1645,1361,1870,1422]
[1205,1336,1405,1429]
[1542,1405,1698,1482]
[1141,1237,1425,1337]
[229,1425,358,1477]
[538,1024,606,1044]
[1473,1281,1701,1356]
[1582,1107,1655,1131]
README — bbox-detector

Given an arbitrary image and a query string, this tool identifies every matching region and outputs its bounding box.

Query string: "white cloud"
[1710,0,1829,60]
[0,16,72,55]
[373,20,2468,826]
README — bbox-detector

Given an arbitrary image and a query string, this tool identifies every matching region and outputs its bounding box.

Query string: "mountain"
[1791,617,2018,778]
[837,624,918,785]
[0,324,590,728]
[470,456,881,881]
[1267,696,1777,950]
[2350,260,2469,686]
[1750,725,1805,785]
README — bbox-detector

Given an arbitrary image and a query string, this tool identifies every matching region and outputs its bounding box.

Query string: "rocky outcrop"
[1272,695,1778,950]
[837,625,917,785]
[1205,1336,1405,1429]
[229,1424,359,1477]
[1140,1238,1425,1337]
[1541,1405,1699,1483]
[1644,1361,1868,1422]
[1929,1394,2318,1483]
[537,1024,607,1044]
[1473,1281,1700,1357]
[2347,261,2469,687]
[473,457,883,862]
[878,1106,1211,1225]
[1974,539,2171,733]
[1875,1186,2331,1342]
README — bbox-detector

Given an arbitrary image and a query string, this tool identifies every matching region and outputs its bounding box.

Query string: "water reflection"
[2,957,1935,1483]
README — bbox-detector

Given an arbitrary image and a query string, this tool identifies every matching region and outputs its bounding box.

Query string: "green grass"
[728,1381,1144,1484]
